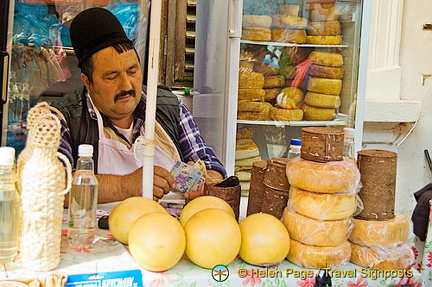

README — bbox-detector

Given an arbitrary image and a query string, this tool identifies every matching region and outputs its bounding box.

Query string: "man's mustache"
[114,90,136,102]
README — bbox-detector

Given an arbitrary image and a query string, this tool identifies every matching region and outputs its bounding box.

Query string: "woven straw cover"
[17,102,65,190]
[19,112,72,271]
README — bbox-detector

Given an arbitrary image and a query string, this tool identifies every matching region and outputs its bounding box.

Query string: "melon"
[109,197,167,244]
[239,213,290,266]
[185,208,241,269]
[179,195,235,226]
[129,212,186,272]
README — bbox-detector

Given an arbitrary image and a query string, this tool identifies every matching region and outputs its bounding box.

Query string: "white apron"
[93,104,175,175]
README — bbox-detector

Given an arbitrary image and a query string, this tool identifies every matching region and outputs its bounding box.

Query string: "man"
[49,8,226,203]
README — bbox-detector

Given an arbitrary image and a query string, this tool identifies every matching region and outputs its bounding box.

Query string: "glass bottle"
[344,127,356,161]
[0,147,19,263]
[68,144,99,250]
[287,138,302,159]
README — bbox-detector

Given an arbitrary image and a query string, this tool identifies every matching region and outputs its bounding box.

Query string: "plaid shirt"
[58,92,227,177]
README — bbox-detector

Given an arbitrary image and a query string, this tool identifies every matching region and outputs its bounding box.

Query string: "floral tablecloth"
[413,200,432,287]
[0,204,425,287]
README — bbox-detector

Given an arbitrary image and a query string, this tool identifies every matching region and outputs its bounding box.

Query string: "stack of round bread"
[242,15,272,41]
[303,51,344,121]
[269,87,304,121]
[306,3,342,45]
[238,68,272,121]
[348,150,414,270]
[283,127,361,269]
[235,128,261,196]
[270,14,308,44]
[349,214,414,270]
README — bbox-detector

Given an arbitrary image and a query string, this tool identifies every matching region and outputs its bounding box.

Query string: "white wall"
[363,0,432,217]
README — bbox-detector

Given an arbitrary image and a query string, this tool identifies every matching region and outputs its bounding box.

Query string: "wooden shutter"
[161,0,196,88]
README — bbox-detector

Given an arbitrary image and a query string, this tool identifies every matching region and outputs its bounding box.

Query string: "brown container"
[301,127,344,162]
[263,157,290,191]
[246,160,268,216]
[205,180,242,221]
[355,149,397,220]
[261,186,289,219]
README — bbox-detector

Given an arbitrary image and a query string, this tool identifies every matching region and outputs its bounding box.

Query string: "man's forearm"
[95,172,142,203]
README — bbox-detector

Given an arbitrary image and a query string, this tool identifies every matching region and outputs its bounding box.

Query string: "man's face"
[82,46,143,124]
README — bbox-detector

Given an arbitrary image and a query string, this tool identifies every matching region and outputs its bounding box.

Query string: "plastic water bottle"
[287,138,302,159]
[0,147,20,262]
[68,144,98,250]
[344,127,356,161]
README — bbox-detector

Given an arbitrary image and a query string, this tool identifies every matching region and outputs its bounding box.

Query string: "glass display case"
[193,0,371,182]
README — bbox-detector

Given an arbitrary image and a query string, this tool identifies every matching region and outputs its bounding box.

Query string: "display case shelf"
[240,39,349,48]
[237,119,346,127]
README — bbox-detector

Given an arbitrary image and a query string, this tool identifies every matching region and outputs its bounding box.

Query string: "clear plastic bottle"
[0,147,19,263]
[287,138,302,159]
[68,144,98,250]
[344,127,356,161]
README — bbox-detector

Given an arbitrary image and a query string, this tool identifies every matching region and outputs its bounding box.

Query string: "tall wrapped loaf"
[355,149,397,220]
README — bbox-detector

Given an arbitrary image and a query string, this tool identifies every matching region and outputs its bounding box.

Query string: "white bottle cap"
[78,144,94,157]
[0,147,16,166]
[344,127,355,138]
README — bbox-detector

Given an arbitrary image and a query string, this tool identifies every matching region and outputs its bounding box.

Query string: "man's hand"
[183,161,224,200]
[153,166,175,201]
[116,166,174,202]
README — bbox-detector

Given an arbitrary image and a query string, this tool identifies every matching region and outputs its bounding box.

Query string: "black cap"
[70,7,133,68]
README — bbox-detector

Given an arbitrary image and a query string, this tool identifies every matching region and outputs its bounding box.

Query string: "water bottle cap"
[0,147,15,166]
[344,127,355,138]
[290,139,302,146]
[78,144,93,157]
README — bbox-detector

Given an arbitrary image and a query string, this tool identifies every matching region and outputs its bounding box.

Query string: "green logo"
[212,264,229,282]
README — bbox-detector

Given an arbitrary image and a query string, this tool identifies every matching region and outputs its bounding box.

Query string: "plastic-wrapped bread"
[237,101,273,113]
[309,64,345,79]
[242,27,271,41]
[288,186,359,221]
[308,51,344,67]
[287,239,351,269]
[239,70,265,89]
[302,104,336,121]
[307,21,341,36]
[271,29,307,44]
[269,107,304,121]
[307,77,343,95]
[242,15,272,28]
[350,242,414,270]
[286,157,361,194]
[304,92,341,109]
[307,3,339,22]
[306,35,342,45]
[349,214,410,248]
[235,139,260,160]
[263,75,285,89]
[282,208,353,247]
[270,14,308,30]
[276,87,304,107]
[238,89,265,102]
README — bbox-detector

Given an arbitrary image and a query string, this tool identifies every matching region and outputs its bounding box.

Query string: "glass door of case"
[236,0,368,159]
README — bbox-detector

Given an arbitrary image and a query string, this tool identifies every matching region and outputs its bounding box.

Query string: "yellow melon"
[129,212,186,272]
[239,213,290,266]
[185,208,241,269]
[179,195,235,226]
[109,197,167,244]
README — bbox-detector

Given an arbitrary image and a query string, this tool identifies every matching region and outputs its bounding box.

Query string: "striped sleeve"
[177,100,227,178]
